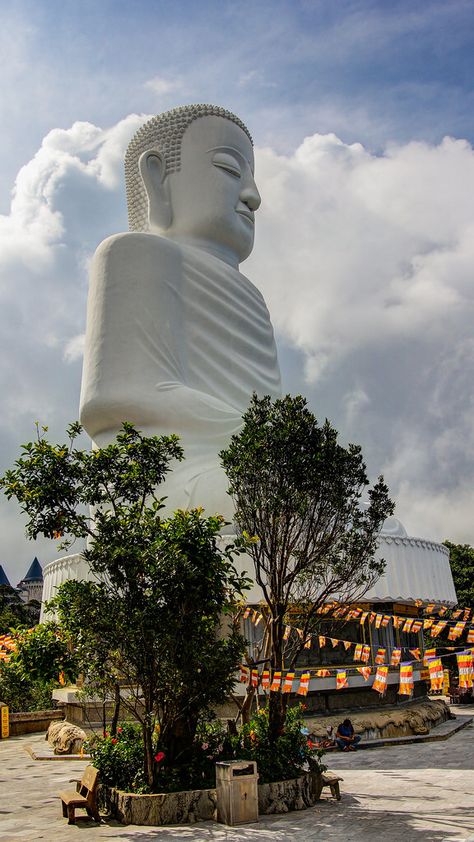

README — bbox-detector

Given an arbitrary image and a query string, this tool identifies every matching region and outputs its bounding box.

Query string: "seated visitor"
[335,718,361,751]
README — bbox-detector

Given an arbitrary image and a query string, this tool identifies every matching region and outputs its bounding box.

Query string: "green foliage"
[0,421,183,547]
[1,421,249,788]
[0,660,57,712]
[444,541,474,607]
[220,393,394,739]
[0,585,39,634]
[229,704,324,784]
[85,708,323,794]
[13,622,78,684]
[86,724,146,792]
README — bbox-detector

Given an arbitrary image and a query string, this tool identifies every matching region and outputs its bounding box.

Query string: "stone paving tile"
[1,711,474,842]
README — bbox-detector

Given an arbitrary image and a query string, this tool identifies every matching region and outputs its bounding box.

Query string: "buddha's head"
[125,104,261,266]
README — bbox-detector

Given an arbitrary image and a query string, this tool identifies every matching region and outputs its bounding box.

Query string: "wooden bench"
[321,771,343,800]
[58,765,100,824]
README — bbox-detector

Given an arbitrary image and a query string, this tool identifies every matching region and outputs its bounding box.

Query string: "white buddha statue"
[79,104,281,527]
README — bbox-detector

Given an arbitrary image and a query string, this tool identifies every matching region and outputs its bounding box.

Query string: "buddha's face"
[164,116,260,265]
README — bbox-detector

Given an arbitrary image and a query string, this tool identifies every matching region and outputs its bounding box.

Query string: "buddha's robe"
[79,233,281,524]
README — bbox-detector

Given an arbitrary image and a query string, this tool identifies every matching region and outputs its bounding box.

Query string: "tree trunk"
[142,720,155,789]
[110,683,121,736]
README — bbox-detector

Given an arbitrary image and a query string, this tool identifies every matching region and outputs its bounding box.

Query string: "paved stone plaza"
[1,706,474,842]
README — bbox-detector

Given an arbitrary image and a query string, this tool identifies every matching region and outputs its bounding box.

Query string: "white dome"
[380,515,408,538]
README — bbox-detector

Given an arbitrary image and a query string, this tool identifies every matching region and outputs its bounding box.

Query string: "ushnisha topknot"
[125,104,253,232]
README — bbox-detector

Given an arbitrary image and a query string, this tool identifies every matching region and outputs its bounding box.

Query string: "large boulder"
[46,720,87,754]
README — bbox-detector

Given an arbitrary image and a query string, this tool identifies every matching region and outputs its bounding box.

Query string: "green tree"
[0,585,39,634]
[1,422,249,789]
[220,394,394,740]
[443,541,474,607]
[13,622,78,684]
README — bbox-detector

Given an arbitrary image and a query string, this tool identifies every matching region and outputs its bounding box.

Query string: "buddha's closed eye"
[212,152,242,178]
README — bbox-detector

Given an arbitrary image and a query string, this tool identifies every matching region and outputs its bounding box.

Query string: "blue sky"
[1,0,474,582]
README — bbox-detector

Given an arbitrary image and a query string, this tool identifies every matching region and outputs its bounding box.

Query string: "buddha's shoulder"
[93,232,182,271]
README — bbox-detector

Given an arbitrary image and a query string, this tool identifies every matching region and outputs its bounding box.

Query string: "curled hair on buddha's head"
[125,104,253,232]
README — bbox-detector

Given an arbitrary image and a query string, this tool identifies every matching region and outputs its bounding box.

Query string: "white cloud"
[144,76,182,96]
[2,116,474,582]
[247,131,474,543]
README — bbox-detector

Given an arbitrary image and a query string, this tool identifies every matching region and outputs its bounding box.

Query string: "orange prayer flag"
[375,647,386,665]
[357,666,371,681]
[318,635,326,648]
[251,669,259,687]
[457,653,474,689]
[431,621,447,638]
[330,638,339,648]
[448,621,466,641]
[428,658,443,691]
[361,644,371,664]
[242,607,251,620]
[283,625,291,641]
[452,609,462,620]
[282,672,295,693]
[316,669,331,677]
[409,648,421,660]
[304,635,312,649]
[270,671,281,692]
[403,619,413,633]
[343,640,352,651]
[297,672,311,696]
[392,616,403,629]
[336,670,348,690]
[375,614,383,629]
[390,648,401,666]
[411,621,423,633]
[467,628,474,644]
[239,665,249,683]
[372,665,389,694]
[353,643,363,661]
[382,615,391,627]
[261,669,270,689]
[359,611,369,625]
[398,663,414,696]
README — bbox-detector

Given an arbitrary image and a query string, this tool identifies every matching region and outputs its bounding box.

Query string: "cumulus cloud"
[0,114,148,579]
[1,116,474,580]
[247,132,474,543]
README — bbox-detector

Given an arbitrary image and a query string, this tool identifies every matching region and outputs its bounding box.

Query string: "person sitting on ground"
[335,718,361,751]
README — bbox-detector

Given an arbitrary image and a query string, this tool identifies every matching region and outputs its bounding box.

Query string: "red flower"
[117,727,123,733]
[154,751,165,763]
[103,731,108,737]
[111,738,118,744]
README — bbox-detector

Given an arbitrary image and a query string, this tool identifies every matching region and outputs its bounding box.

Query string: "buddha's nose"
[240,177,261,211]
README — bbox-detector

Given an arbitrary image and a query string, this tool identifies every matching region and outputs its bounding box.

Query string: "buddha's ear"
[139,150,172,231]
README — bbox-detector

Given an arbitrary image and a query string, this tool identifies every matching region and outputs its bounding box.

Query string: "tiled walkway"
[1,706,474,841]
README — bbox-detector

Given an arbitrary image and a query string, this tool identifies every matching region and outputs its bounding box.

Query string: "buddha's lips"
[236,209,255,224]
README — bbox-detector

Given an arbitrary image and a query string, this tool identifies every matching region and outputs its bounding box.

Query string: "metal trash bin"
[216,759,258,825]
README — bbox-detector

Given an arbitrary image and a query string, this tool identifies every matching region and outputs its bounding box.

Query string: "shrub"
[0,661,57,712]
[87,707,325,794]
[86,723,145,792]
[229,704,325,784]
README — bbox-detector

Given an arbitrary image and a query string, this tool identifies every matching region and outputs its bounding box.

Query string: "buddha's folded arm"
[79,233,279,444]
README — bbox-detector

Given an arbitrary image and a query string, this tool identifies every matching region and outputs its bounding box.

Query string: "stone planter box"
[9,709,63,736]
[98,770,322,826]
